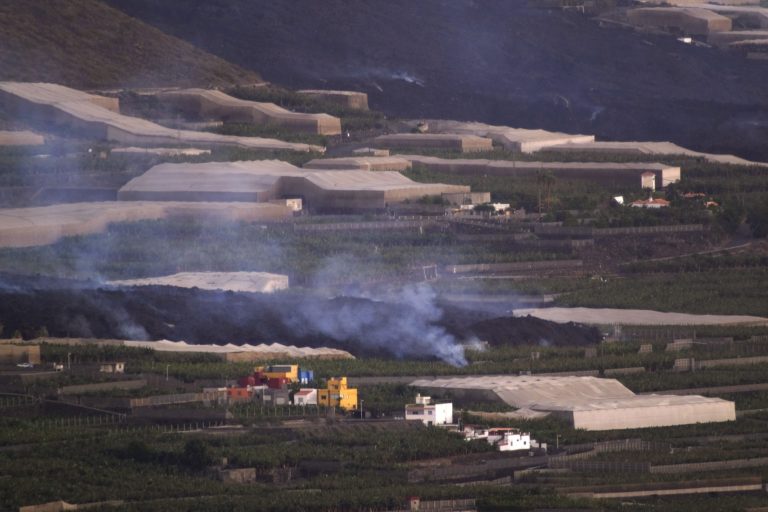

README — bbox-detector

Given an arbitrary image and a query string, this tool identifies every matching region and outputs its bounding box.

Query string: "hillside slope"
[104,0,768,160]
[0,0,261,88]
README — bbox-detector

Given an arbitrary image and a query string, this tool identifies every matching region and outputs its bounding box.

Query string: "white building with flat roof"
[488,428,531,452]
[405,394,453,426]
[412,376,735,431]
[293,388,318,406]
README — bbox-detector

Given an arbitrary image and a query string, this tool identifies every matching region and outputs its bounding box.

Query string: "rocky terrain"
[106,0,768,160]
[0,273,598,362]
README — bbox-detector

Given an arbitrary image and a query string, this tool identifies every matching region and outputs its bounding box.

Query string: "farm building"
[627,7,733,35]
[422,120,595,153]
[405,394,453,426]
[412,375,735,431]
[303,156,412,172]
[0,82,319,152]
[155,88,341,135]
[110,271,289,294]
[0,344,41,365]
[117,160,469,212]
[296,89,369,110]
[0,201,292,248]
[0,130,45,146]
[708,29,768,47]
[404,155,681,189]
[688,3,768,28]
[372,133,493,153]
[353,147,390,157]
[441,192,492,206]
[541,140,767,167]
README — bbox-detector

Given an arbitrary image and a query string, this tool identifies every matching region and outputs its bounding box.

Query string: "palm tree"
[537,169,556,215]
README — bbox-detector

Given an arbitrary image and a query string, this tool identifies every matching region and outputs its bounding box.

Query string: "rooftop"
[0,82,320,152]
[109,271,289,294]
[118,160,468,202]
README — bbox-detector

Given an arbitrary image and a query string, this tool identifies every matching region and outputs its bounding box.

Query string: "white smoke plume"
[289,282,468,366]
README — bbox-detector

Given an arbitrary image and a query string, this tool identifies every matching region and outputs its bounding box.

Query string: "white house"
[487,428,531,452]
[293,388,318,406]
[405,394,453,426]
[496,431,531,452]
[462,425,489,441]
[631,197,670,209]
[99,362,125,373]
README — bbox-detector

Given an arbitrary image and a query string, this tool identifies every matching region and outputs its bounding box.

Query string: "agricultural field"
[5,338,768,511]
[2,1,768,510]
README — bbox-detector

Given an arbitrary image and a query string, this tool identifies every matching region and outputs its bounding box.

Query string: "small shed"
[293,388,318,406]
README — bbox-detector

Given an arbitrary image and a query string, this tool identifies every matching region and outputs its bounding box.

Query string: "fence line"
[650,456,768,474]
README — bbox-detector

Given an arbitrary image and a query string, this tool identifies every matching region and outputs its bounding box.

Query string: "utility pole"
[360,399,364,420]
[165,364,169,381]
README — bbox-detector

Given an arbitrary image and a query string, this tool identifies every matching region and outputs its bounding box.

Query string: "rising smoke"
[288,282,468,366]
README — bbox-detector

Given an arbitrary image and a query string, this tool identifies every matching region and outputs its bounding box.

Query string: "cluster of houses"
[614,191,720,210]
[462,426,538,452]
[404,394,538,453]
[207,364,359,411]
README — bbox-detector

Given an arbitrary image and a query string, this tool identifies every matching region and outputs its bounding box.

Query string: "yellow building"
[255,364,298,382]
[318,377,358,411]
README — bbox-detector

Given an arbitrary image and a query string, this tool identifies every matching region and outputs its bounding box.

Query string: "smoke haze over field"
[290,283,469,366]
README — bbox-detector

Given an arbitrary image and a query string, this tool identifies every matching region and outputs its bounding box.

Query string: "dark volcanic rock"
[468,315,600,347]
[0,273,599,359]
[106,0,768,161]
